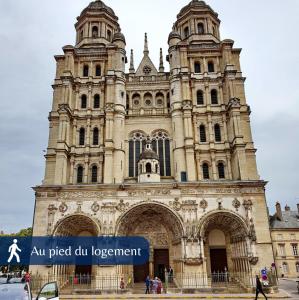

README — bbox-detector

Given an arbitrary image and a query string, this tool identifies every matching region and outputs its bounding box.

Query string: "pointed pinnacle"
[144,33,149,55]
[129,49,135,73]
[159,48,164,72]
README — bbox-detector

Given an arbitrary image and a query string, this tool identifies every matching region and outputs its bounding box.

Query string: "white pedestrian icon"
[7,239,21,263]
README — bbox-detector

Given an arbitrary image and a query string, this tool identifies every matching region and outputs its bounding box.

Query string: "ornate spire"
[129,49,135,73]
[159,48,164,72]
[144,33,149,55]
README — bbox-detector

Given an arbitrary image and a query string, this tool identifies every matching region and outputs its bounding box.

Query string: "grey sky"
[0,0,298,233]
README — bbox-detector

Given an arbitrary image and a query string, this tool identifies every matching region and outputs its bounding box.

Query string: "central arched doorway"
[198,211,251,278]
[116,203,184,282]
[53,214,100,277]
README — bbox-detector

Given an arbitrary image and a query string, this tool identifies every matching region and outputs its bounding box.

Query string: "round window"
[143,65,152,75]
[157,99,163,106]
[134,100,140,106]
[145,99,151,106]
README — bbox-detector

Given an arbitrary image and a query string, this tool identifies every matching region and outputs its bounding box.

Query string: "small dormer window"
[184,26,189,39]
[198,23,204,34]
[143,65,152,75]
[92,26,98,38]
[107,30,112,42]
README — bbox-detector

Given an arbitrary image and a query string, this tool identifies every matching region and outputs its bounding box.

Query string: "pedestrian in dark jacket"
[255,275,267,299]
[145,275,150,294]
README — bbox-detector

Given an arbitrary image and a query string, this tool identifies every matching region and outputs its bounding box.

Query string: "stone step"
[60,292,290,300]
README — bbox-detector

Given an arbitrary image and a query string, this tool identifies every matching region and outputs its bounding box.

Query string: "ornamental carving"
[47,205,57,235]
[91,201,100,214]
[232,198,241,211]
[48,204,57,214]
[243,199,253,210]
[249,256,259,265]
[105,103,115,112]
[182,100,192,110]
[169,198,182,211]
[58,191,105,199]
[59,202,68,214]
[101,202,117,213]
[127,189,170,196]
[116,199,129,212]
[228,97,241,109]
[185,257,203,266]
[200,199,208,212]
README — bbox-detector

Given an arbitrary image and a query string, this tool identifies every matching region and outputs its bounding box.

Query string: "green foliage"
[0,227,32,237]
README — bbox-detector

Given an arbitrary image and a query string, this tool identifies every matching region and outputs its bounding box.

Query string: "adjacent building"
[270,202,299,278]
[31,0,274,288]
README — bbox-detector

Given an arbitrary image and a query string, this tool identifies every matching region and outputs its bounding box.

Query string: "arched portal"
[116,203,184,282]
[53,214,100,277]
[198,211,251,277]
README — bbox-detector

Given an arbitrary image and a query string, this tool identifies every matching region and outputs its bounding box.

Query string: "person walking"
[120,277,125,290]
[153,277,158,294]
[255,275,267,300]
[168,266,173,283]
[157,278,162,294]
[145,275,150,294]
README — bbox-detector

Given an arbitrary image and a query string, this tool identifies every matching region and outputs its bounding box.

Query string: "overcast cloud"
[0,0,298,233]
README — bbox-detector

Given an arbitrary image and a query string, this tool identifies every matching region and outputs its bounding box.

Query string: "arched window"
[91,165,98,183]
[218,162,225,179]
[81,94,87,109]
[208,61,215,73]
[197,90,204,105]
[107,30,112,42]
[95,65,101,77]
[93,128,99,145]
[94,94,100,109]
[184,26,189,39]
[79,128,85,146]
[194,62,201,73]
[146,163,152,173]
[213,26,217,36]
[92,26,98,38]
[167,93,170,109]
[83,65,89,77]
[202,163,210,179]
[211,89,218,104]
[80,30,84,41]
[214,124,221,142]
[77,166,83,183]
[126,94,130,111]
[198,23,204,34]
[296,262,299,273]
[152,131,171,177]
[128,132,146,177]
[199,125,206,142]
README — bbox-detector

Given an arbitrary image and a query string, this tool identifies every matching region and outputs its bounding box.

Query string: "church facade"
[31,0,274,285]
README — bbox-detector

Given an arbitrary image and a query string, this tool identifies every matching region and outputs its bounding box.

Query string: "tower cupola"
[171,0,220,44]
[75,0,122,47]
[138,137,160,183]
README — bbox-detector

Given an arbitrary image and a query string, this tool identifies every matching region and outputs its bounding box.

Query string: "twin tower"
[44,0,259,186]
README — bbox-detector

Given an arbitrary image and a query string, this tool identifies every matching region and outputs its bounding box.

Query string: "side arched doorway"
[198,211,252,278]
[53,214,100,277]
[116,203,184,282]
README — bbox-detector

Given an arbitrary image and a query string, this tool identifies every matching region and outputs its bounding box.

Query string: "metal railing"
[29,271,276,294]
[30,273,133,294]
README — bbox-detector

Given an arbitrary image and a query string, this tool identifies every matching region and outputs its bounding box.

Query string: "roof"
[270,210,299,229]
[139,149,159,161]
[177,0,218,19]
[80,0,117,19]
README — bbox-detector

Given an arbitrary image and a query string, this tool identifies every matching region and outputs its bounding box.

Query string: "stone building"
[270,202,299,278]
[31,0,274,285]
